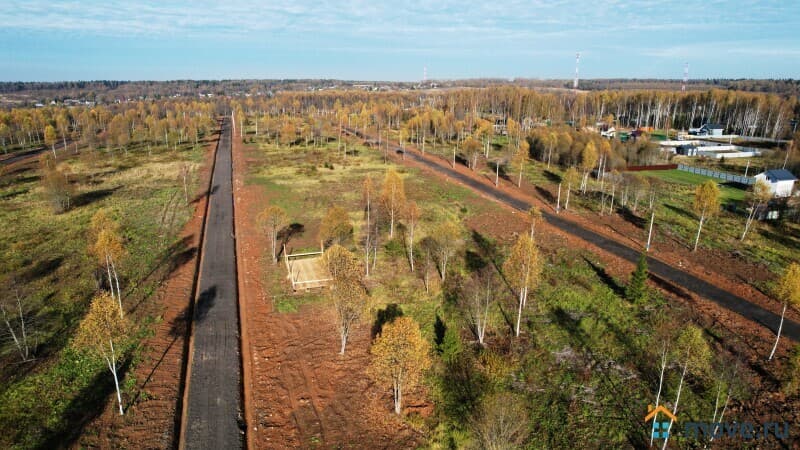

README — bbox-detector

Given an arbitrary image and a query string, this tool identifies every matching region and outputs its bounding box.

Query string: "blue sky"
[1,1,799,81]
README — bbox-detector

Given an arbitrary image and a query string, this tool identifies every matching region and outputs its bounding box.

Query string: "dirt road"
[182,117,244,448]
[358,131,800,342]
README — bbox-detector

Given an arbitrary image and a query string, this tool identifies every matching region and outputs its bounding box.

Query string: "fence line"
[677,164,754,185]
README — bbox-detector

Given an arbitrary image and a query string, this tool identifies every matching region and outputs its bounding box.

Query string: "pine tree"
[626,251,649,304]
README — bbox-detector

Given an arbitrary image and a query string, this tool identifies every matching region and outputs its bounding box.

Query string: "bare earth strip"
[232,137,422,449]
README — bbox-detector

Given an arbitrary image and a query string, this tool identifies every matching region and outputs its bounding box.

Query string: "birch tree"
[367,316,431,415]
[73,292,130,415]
[319,205,353,246]
[258,205,288,264]
[528,206,542,239]
[433,221,460,282]
[562,167,579,211]
[768,263,800,361]
[579,141,598,193]
[362,176,376,276]
[511,141,529,187]
[502,234,542,337]
[692,181,720,251]
[44,124,57,158]
[471,392,529,450]
[89,213,125,317]
[462,267,497,345]
[1,289,32,361]
[741,179,771,241]
[380,169,406,238]
[660,325,712,450]
[324,245,367,354]
[403,201,420,271]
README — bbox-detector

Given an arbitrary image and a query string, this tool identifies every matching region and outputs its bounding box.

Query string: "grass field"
[0,138,208,448]
[637,169,746,202]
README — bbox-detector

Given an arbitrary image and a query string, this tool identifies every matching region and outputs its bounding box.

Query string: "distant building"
[600,127,616,138]
[689,123,725,137]
[754,169,797,197]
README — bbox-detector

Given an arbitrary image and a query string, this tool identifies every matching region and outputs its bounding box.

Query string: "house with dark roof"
[689,123,725,137]
[754,169,797,197]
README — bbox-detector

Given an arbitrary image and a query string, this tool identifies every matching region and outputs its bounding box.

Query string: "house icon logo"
[645,404,677,440]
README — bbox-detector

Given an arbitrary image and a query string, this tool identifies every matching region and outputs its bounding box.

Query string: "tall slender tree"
[692,180,721,251]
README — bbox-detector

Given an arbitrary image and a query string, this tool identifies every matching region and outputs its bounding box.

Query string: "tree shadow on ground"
[535,186,555,204]
[664,203,695,220]
[195,285,217,322]
[278,223,305,256]
[619,206,647,229]
[20,256,63,283]
[372,303,403,338]
[543,170,562,184]
[583,257,626,298]
[73,186,120,207]
[38,357,133,450]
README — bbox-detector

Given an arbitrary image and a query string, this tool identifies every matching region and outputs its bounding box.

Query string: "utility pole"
[573,52,580,90]
[682,62,688,92]
[495,160,500,187]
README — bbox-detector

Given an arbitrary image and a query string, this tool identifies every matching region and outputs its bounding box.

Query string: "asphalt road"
[183,118,244,448]
[377,135,800,342]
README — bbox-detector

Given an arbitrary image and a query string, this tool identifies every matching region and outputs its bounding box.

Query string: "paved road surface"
[373,134,800,342]
[183,118,243,448]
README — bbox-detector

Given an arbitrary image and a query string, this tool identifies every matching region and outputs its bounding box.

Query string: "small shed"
[754,169,797,197]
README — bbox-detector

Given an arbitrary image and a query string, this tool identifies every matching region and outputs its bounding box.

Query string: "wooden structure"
[284,243,332,291]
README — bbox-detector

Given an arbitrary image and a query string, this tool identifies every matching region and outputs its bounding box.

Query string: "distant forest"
[1,78,798,105]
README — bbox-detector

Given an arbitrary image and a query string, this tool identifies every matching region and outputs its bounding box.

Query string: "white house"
[754,169,797,197]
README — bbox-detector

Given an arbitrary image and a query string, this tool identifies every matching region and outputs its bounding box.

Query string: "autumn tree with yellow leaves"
[769,263,800,361]
[380,169,406,238]
[367,316,431,414]
[89,210,125,316]
[258,205,288,264]
[319,205,353,246]
[503,234,542,337]
[73,293,130,415]
[324,245,367,354]
[692,180,721,251]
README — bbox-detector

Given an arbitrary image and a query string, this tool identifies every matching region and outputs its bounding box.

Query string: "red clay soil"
[232,138,423,449]
[76,134,218,449]
[387,139,800,344]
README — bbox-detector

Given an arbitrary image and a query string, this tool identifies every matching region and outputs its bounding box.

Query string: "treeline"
[231,86,799,142]
[0,100,219,155]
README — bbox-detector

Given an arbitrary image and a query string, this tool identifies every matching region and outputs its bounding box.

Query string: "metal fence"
[677,164,754,185]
